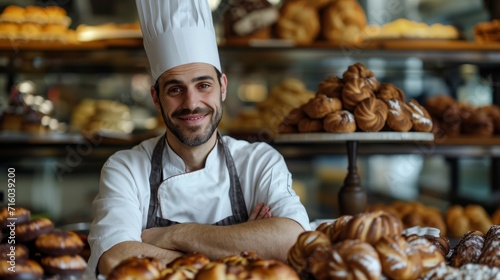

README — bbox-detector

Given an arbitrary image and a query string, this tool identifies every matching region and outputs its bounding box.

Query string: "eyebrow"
[161,75,215,91]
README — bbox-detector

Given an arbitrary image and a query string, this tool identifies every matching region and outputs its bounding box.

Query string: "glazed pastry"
[41,254,87,277]
[247,259,300,280]
[0,243,29,262]
[302,94,342,119]
[478,225,500,267]
[374,235,422,280]
[195,262,246,280]
[406,99,433,132]
[342,62,380,92]
[287,230,331,274]
[297,118,324,133]
[317,76,344,99]
[35,230,85,256]
[341,78,375,111]
[450,230,485,267]
[323,110,356,133]
[462,110,494,136]
[339,211,403,245]
[309,239,381,280]
[405,235,445,276]
[0,259,44,280]
[377,83,405,102]
[321,0,367,44]
[160,267,195,280]
[386,98,413,132]
[0,207,30,229]
[15,217,55,242]
[353,97,388,132]
[108,256,163,280]
[167,252,210,271]
[275,1,320,44]
[327,215,353,243]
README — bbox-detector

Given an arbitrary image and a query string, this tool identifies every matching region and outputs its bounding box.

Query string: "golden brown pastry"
[0,259,44,280]
[478,225,500,267]
[167,252,210,271]
[405,235,445,276]
[328,215,353,243]
[302,94,342,119]
[297,117,324,133]
[41,254,88,277]
[315,221,332,237]
[0,5,25,23]
[287,230,331,274]
[462,110,494,136]
[424,94,456,119]
[374,235,422,280]
[0,207,30,229]
[275,0,320,44]
[309,239,382,280]
[477,105,500,134]
[0,243,29,262]
[280,106,306,127]
[406,99,433,132]
[108,256,163,280]
[24,5,48,24]
[195,262,246,280]
[342,62,380,92]
[492,208,500,225]
[386,98,413,132]
[35,230,85,256]
[323,110,356,133]
[341,78,375,111]
[16,217,55,242]
[377,83,405,102]
[317,76,344,99]
[464,204,493,233]
[353,97,388,132]
[160,266,195,280]
[321,0,367,44]
[339,211,403,245]
[450,230,485,268]
[247,259,300,280]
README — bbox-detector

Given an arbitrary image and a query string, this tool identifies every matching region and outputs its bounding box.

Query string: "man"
[87,0,310,276]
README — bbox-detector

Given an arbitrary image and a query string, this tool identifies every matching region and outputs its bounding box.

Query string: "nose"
[181,87,201,110]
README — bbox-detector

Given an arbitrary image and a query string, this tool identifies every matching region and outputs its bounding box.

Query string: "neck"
[165,131,218,172]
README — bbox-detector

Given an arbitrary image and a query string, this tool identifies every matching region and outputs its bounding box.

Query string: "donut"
[15,217,55,243]
[323,110,356,133]
[35,230,85,256]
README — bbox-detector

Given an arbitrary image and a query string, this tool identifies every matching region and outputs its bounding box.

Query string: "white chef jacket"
[87,134,311,272]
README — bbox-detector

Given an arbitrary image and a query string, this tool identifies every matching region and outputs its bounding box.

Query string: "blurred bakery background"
[0,0,499,232]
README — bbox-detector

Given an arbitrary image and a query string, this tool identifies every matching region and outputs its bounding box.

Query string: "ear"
[220,73,228,102]
[150,86,161,111]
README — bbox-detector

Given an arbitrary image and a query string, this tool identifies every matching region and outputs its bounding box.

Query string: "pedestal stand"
[338,141,366,215]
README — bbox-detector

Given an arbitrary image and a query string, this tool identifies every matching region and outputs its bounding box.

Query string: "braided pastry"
[342,62,380,92]
[339,211,403,245]
[341,78,375,111]
[302,94,342,119]
[450,230,485,268]
[287,230,331,275]
[315,221,333,238]
[354,97,389,132]
[328,215,353,244]
[309,239,381,280]
[386,98,413,132]
[275,1,320,44]
[405,235,445,276]
[406,99,433,132]
[317,76,344,99]
[374,235,422,280]
[323,110,356,133]
[377,83,405,102]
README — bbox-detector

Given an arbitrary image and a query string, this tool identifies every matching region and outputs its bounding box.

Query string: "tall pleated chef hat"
[135,0,221,81]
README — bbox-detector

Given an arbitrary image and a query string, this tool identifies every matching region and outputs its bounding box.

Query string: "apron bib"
[146,133,248,228]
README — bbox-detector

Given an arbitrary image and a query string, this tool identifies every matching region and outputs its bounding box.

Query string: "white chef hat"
[135,0,221,82]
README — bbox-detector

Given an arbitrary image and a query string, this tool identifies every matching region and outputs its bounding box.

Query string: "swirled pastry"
[342,62,380,92]
[287,230,331,275]
[317,76,344,99]
[341,78,375,111]
[339,211,403,245]
[377,83,405,102]
[386,98,413,132]
[405,235,445,276]
[323,110,356,133]
[302,94,342,119]
[406,99,433,132]
[374,235,422,280]
[328,215,353,243]
[354,97,388,132]
[298,118,324,133]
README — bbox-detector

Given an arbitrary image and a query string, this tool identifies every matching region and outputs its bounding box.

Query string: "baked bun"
[223,0,278,41]
[167,252,210,271]
[0,243,29,262]
[194,262,245,280]
[446,205,470,237]
[462,110,494,136]
[0,207,30,229]
[464,204,493,234]
[342,62,380,92]
[160,267,195,280]
[450,230,485,267]
[341,78,375,111]
[16,217,55,243]
[321,0,367,44]
[40,254,87,277]
[0,259,44,280]
[0,5,25,23]
[287,230,331,275]
[323,110,356,133]
[302,94,342,119]
[405,235,445,276]
[353,97,388,132]
[386,98,413,132]
[478,225,500,267]
[275,1,320,44]
[339,211,403,245]
[425,95,457,120]
[35,230,85,256]
[298,117,324,133]
[107,256,163,280]
[280,107,305,126]
[328,215,353,243]
[247,259,300,280]
[406,99,433,132]
[317,76,344,99]
[374,235,422,279]
[309,239,382,280]
[377,83,405,102]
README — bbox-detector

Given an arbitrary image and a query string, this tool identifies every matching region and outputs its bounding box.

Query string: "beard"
[163,98,223,147]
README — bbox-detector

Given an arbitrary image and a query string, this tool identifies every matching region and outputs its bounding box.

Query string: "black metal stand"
[338,141,367,215]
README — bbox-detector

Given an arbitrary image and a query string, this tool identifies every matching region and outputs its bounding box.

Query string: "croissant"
[323,110,356,133]
[339,211,403,245]
[386,98,413,132]
[406,99,433,132]
[377,83,405,102]
[374,235,422,280]
[354,97,388,132]
[287,231,331,275]
[450,230,485,268]
[342,62,380,92]
[478,225,500,267]
[309,239,382,280]
[317,76,344,99]
[341,78,375,111]
[302,94,342,119]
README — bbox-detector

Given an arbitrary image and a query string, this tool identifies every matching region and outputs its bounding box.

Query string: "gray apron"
[146,133,249,228]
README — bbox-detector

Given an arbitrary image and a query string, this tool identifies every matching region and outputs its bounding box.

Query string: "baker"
[87,0,310,276]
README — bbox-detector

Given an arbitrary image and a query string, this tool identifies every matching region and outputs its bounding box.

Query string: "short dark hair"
[153,66,222,96]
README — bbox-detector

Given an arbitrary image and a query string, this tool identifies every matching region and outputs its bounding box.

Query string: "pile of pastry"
[107,251,300,280]
[0,5,74,42]
[278,62,433,134]
[222,0,367,45]
[0,207,88,279]
[425,95,500,138]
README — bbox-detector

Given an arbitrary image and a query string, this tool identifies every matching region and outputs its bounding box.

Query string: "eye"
[166,86,183,96]
[198,82,212,90]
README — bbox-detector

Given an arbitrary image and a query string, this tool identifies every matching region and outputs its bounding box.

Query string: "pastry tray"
[275,132,435,143]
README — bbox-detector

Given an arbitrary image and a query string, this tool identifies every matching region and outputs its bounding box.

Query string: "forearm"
[142,217,304,262]
[98,241,183,276]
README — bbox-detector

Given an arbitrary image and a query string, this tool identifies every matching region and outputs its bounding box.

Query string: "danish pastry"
[353,97,388,132]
